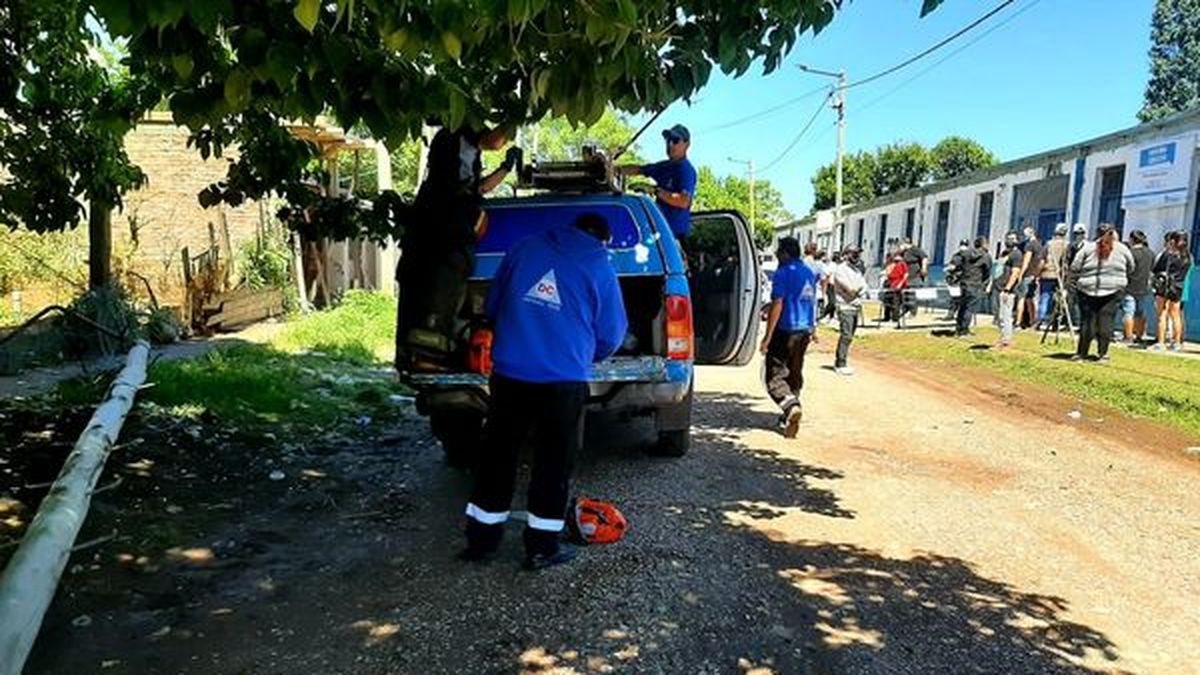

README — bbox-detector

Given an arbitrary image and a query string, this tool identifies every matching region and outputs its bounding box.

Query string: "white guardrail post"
[0,340,151,675]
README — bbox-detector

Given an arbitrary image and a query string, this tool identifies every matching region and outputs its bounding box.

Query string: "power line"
[846,0,1018,90]
[856,0,1045,117]
[760,92,833,173]
[701,84,831,133]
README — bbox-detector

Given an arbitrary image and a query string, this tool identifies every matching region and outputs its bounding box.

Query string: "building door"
[856,219,865,250]
[1098,165,1127,233]
[904,208,916,241]
[976,191,994,239]
[933,200,950,265]
[876,214,888,266]
[1037,209,1066,242]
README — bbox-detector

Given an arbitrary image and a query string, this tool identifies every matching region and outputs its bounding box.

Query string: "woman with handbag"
[1150,230,1192,352]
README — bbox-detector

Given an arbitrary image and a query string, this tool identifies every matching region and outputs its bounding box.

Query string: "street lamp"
[798,64,847,251]
[727,157,755,230]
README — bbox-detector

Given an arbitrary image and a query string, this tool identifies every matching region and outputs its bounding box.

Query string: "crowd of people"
[944,224,1194,360]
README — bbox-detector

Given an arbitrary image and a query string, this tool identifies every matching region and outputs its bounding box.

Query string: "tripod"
[1040,275,1076,346]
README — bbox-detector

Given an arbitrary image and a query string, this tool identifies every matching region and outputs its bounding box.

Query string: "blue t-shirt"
[641,158,698,239]
[771,260,819,333]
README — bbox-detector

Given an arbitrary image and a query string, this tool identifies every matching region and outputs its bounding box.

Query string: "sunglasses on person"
[666,136,685,145]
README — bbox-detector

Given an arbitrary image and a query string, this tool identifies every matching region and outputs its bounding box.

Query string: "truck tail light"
[665,295,694,361]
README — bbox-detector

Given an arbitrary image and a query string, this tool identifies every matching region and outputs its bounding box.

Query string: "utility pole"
[798,64,847,252]
[728,157,756,229]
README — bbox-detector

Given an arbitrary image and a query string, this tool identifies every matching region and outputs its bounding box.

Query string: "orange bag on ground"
[569,498,627,545]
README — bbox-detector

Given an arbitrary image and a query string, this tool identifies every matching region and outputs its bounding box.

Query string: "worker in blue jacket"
[462,212,628,570]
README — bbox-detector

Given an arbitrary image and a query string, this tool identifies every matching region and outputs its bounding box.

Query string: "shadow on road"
[22,371,1124,674]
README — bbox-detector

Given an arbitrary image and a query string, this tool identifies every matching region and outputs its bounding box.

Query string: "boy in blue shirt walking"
[760,237,820,438]
[462,213,627,570]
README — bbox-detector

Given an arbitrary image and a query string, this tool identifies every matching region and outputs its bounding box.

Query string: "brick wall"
[118,113,270,305]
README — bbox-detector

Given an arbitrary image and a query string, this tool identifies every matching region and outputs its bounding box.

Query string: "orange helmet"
[569,498,627,545]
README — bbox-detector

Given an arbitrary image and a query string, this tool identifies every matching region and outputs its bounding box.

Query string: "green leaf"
[223,68,252,110]
[920,0,946,18]
[188,0,232,32]
[384,28,409,51]
[171,53,195,80]
[441,32,462,60]
[265,43,303,88]
[294,0,321,32]
[507,0,529,25]
[146,0,187,28]
[94,0,135,35]
[447,87,467,129]
[534,70,551,101]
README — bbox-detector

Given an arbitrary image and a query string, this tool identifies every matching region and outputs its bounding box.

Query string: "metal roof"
[778,105,1200,230]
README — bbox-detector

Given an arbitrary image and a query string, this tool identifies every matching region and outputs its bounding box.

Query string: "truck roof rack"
[516,146,621,194]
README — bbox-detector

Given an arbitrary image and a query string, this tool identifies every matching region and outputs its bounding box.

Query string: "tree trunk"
[88,199,113,289]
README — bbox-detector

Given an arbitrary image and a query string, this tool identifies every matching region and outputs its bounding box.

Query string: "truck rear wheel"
[651,382,693,457]
[429,410,484,469]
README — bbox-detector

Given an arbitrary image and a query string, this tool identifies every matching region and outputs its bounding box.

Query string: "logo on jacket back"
[524,269,562,309]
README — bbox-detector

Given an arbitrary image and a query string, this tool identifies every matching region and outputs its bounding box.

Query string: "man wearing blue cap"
[618,124,698,243]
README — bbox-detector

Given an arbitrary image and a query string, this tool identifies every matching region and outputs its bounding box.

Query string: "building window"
[933,200,951,265]
[837,222,846,249]
[856,218,865,250]
[976,191,994,240]
[904,207,916,242]
[1098,165,1126,234]
[876,214,888,266]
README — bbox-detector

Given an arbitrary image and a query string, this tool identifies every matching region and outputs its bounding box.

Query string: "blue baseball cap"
[662,124,690,143]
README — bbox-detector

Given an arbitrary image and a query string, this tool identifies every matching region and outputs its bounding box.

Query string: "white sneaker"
[835,366,855,376]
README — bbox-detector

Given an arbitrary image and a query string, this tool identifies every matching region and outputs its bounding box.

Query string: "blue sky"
[635,0,1156,219]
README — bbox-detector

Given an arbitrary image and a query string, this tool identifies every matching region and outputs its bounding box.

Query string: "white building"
[779,108,1200,286]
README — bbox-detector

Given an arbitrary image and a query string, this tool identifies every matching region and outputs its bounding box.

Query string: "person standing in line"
[761,236,820,439]
[943,239,970,322]
[901,238,928,317]
[618,124,697,244]
[883,251,909,325]
[1066,222,1089,325]
[1015,225,1044,330]
[461,213,627,570]
[803,242,828,320]
[1124,230,1156,344]
[951,237,993,338]
[1038,223,1069,327]
[1070,224,1135,362]
[1150,230,1192,351]
[830,246,867,375]
[996,232,1024,349]
[821,250,841,323]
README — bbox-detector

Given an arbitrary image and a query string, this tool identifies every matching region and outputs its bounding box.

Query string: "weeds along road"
[26,348,1200,674]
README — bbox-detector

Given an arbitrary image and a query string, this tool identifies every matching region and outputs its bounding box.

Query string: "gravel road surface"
[26,348,1200,674]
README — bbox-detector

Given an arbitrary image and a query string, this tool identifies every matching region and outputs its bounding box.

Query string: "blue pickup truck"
[407,191,760,461]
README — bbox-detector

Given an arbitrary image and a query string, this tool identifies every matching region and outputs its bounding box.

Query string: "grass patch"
[858,327,1200,437]
[140,345,405,431]
[272,290,397,365]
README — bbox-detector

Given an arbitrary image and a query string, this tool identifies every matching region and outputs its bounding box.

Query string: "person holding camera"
[1150,230,1193,352]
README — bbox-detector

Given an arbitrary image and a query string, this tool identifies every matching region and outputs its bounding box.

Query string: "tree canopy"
[929,136,997,181]
[2,0,949,243]
[811,136,996,211]
[692,166,791,249]
[1139,0,1200,122]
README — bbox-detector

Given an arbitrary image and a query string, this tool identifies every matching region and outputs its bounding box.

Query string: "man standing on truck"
[396,125,522,372]
[760,236,820,439]
[461,212,627,571]
[617,124,697,243]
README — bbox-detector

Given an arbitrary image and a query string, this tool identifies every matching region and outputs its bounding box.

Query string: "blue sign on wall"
[1138,142,1177,168]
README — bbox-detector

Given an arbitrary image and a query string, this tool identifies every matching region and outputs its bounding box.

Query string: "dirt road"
[25,347,1200,674]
